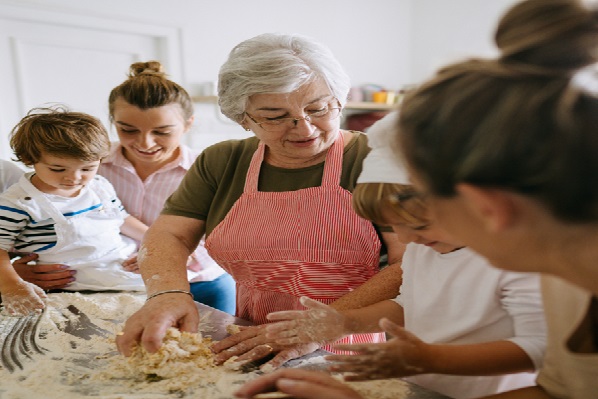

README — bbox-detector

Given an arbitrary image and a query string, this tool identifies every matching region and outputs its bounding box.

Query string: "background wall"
[0,0,520,157]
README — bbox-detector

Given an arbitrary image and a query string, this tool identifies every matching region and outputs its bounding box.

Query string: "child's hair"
[352,182,428,226]
[9,105,110,166]
[108,60,193,121]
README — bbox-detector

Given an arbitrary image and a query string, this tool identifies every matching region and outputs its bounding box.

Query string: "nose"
[290,116,316,135]
[65,170,82,182]
[137,132,155,149]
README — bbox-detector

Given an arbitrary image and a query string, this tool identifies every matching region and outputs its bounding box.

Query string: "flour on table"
[0,292,256,399]
[0,292,413,399]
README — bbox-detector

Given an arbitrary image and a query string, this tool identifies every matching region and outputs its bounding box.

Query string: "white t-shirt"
[394,244,546,399]
[0,159,24,192]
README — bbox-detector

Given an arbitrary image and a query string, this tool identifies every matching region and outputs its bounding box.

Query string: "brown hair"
[108,61,193,121]
[352,182,428,226]
[10,105,110,166]
[399,0,598,222]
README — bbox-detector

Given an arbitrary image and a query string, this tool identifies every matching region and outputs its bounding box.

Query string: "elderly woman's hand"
[326,318,426,381]
[266,296,347,346]
[1,279,46,316]
[234,369,364,399]
[115,293,199,356]
[13,253,75,290]
[211,324,320,371]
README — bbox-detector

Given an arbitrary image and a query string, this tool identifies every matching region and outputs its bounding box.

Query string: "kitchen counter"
[0,292,451,398]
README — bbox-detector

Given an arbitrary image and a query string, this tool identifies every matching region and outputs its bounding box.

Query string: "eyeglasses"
[244,105,342,133]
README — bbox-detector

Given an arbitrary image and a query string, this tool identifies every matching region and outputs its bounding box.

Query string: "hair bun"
[495,0,598,74]
[129,61,166,78]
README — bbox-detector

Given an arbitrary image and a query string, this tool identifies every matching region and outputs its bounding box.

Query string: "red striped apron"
[205,133,385,348]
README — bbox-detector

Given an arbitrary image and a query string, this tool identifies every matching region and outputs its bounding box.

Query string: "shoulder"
[201,137,259,158]
[195,137,259,175]
[343,131,371,159]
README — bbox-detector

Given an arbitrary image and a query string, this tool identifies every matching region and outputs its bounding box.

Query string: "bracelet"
[146,289,193,302]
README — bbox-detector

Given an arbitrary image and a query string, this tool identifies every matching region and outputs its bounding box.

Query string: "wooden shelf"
[192,95,218,103]
[345,101,396,111]
[191,96,396,112]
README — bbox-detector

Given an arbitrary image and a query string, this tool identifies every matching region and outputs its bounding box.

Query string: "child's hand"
[266,296,347,346]
[326,318,427,381]
[1,280,47,316]
[122,253,140,273]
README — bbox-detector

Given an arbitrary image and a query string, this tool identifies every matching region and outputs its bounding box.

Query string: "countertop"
[0,292,451,398]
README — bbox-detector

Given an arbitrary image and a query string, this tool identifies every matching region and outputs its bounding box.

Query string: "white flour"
[0,292,412,399]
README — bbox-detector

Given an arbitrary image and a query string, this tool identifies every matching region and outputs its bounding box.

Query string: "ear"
[456,183,517,232]
[184,116,195,132]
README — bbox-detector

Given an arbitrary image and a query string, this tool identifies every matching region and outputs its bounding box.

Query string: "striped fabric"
[0,174,127,254]
[99,144,225,281]
[206,133,385,349]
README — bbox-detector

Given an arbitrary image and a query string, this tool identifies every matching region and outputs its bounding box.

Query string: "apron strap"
[243,131,345,193]
[20,175,66,223]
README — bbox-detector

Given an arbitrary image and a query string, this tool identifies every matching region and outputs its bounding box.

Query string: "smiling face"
[111,99,193,173]
[242,80,342,168]
[31,153,100,197]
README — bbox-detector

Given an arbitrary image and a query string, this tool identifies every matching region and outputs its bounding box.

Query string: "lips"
[135,148,161,155]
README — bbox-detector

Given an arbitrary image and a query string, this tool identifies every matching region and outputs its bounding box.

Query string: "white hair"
[218,33,351,123]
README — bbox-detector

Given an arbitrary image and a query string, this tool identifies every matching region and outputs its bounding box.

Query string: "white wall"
[410,0,520,83]
[0,0,522,153]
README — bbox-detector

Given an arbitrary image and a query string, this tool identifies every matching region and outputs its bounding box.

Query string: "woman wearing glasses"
[116,33,405,370]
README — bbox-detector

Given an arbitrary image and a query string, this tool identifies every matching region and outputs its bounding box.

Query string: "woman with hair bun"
[98,61,236,314]
[238,1,598,398]
[397,0,598,398]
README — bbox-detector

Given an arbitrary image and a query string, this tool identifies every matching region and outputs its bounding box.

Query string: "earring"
[244,127,251,131]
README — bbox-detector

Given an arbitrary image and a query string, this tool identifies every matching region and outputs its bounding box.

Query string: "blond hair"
[10,106,110,166]
[352,182,428,226]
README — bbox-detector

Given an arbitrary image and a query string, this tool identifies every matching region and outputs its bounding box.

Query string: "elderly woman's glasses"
[245,106,342,133]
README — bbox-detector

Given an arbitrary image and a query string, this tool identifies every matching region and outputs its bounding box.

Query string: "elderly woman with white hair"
[116,33,405,370]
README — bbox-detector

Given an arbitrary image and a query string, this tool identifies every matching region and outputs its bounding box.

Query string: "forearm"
[479,386,552,399]
[331,261,402,311]
[424,340,534,376]
[138,216,203,295]
[121,215,148,242]
[0,250,22,291]
[343,300,404,334]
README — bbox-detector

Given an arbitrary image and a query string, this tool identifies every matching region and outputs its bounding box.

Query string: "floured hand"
[1,279,47,316]
[211,323,320,371]
[326,318,426,380]
[266,296,346,346]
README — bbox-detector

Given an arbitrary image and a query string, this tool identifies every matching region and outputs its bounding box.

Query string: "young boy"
[0,107,148,316]
[264,113,547,399]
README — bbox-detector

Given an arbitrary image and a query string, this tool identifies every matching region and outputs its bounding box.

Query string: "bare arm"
[330,319,535,380]
[0,249,21,291]
[331,232,404,311]
[115,214,204,356]
[13,253,75,290]
[120,215,148,242]
[342,299,404,334]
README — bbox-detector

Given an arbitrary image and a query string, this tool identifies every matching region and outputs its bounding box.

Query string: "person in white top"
[239,113,547,399]
[98,61,235,314]
[0,107,147,315]
[0,159,23,192]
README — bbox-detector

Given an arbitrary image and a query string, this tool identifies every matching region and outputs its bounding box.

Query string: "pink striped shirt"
[99,144,225,282]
